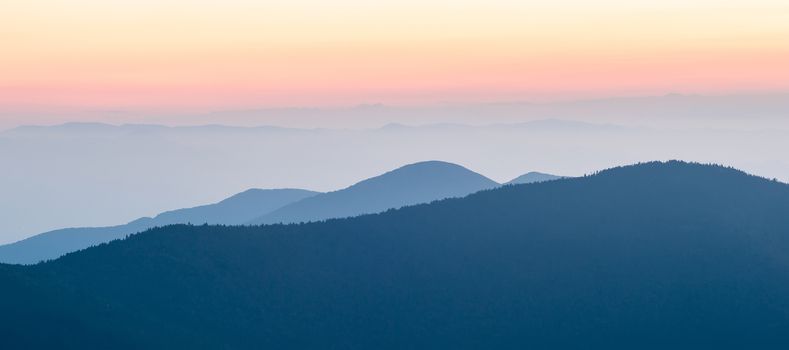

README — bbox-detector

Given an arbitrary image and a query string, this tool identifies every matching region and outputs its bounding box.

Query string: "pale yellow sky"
[1,0,788,112]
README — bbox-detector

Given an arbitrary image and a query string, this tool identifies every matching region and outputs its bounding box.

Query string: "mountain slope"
[505,171,564,184]
[249,160,499,224]
[143,188,319,225]
[3,162,789,347]
[0,188,317,264]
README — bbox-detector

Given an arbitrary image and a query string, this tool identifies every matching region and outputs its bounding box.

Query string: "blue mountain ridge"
[3,161,789,347]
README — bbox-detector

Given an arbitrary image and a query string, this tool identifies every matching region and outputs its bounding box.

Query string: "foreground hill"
[3,161,789,347]
[0,189,318,264]
[249,161,499,224]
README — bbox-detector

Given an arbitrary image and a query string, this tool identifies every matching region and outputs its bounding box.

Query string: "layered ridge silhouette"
[0,189,318,264]
[0,161,504,264]
[2,161,789,347]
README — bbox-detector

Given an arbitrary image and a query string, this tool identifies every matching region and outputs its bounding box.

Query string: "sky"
[2,0,789,128]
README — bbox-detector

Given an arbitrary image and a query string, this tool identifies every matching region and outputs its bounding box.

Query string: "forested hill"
[3,161,789,348]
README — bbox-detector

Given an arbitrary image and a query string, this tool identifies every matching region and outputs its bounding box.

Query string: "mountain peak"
[375,160,480,176]
[338,160,498,192]
[250,161,499,224]
[506,171,565,185]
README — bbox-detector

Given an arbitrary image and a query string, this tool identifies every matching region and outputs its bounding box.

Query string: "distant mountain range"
[3,161,789,347]
[0,161,552,264]
[5,114,789,245]
[3,119,631,136]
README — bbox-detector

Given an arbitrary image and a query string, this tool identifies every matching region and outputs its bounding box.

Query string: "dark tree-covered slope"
[3,161,789,348]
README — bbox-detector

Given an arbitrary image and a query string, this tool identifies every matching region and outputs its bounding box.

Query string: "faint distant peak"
[379,122,410,130]
[353,103,388,110]
[506,172,566,185]
[1,122,312,136]
[493,119,629,132]
[377,122,472,131]
[7,122,165,134]
[12,122,115,131]
[663,92,686,98]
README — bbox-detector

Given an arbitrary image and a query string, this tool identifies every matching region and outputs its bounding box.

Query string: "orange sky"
[1,0,789,113]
